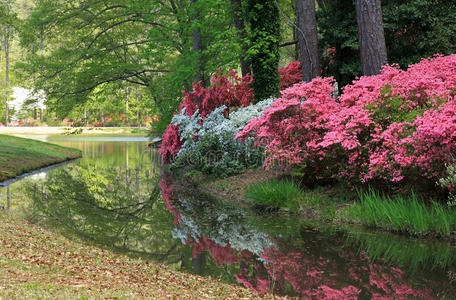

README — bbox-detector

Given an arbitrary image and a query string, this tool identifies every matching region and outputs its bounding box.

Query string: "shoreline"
[0,135,82,182]
[0,158,80,187]
[182,169,456,243]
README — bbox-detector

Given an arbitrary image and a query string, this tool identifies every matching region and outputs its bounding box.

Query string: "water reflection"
[162,176,456,299]
[2,137,456,298]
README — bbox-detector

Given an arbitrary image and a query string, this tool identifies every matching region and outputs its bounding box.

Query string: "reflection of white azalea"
[171,196,275,258]
[29,172,47,181]
[10,87,47,121]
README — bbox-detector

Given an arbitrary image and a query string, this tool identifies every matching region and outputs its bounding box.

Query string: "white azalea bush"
[170,97,274,177]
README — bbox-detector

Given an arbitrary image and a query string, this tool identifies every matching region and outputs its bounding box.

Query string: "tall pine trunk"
[231,0,251,77]
[4,0,10,127]
[5,32,9,127]
[355,0,387,76]
[296,0,320,82]
[191,0,205,85]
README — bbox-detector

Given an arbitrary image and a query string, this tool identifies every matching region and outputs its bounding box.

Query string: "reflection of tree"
[23,165,186,266]
[161,176,456,298]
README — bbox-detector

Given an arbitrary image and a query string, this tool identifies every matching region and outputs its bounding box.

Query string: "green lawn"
[0,134,82,182]
[0,212,270,299]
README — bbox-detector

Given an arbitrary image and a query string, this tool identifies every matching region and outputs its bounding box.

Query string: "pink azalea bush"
[159,62,307,164]
[237,54,456,190]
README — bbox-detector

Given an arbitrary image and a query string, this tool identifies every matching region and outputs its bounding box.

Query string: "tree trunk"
[125,86,129,123]
[191,0,204,85]
[136,84,141,128]
[292,0,300,61]
[355,0,387,76]
[296,0,320,82]
[4,1,10,127]
[231,0,251,77]
[5,34,9,127]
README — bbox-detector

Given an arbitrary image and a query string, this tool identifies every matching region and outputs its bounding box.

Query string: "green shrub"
[245,179,304,210]
[346,188,456,236]
[171,132,263,178]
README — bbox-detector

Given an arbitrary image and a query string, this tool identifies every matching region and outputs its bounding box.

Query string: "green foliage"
[317,0,360,87]
[437,163,456,206]
[317,0,456,87]
[246,0,280,101]
[346,188,456,236]
[364,84,444,128]
[383,0,456,68]
[245,179,304,210]
[171,132,263,178]
[17,0,242,128]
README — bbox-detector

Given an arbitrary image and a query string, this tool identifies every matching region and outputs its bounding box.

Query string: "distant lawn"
[0,134,82,182]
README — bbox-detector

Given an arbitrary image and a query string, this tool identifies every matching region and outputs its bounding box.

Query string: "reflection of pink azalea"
[158,176,179,224]
[234,239,436,299]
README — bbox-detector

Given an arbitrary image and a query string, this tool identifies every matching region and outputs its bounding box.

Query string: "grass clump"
[346,188,456,236]
[245,179,304,211]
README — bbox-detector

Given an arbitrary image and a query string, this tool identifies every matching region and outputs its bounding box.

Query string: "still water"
[1,136,455,299]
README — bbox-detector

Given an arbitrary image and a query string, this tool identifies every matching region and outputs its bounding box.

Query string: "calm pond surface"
[1,136,456,299]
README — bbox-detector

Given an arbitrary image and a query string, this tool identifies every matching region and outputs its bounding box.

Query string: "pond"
[1,136,455,298]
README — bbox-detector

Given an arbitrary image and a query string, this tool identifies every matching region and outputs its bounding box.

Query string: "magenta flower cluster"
[237,54,456,187]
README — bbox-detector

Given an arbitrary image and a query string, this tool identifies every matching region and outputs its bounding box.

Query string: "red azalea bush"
[237,54,456,189]
[159,62,309,164]
[159,71,254,163]
[279,61,303,90]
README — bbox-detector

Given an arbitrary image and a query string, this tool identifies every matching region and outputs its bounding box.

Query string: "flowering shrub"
[237,77,339,178]
[237,54,456,190]
[181,70,254,119]
[159,71,254,163]
[279,61,302,90]
[170,98,274,177]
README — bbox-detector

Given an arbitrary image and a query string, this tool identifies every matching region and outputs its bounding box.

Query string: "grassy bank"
[0,134,82,182]
[344,189,456,236]
[195,170,456,238]
[0,212,270,299]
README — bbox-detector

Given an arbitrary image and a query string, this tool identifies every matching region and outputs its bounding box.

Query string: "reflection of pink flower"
[191,235,241,266]
[158,176,179,224]
[233,238,436,299]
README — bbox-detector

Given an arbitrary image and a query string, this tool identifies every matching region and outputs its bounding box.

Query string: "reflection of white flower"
[171,197,275,258]
[29,172,47,181]
[10,87,47,120]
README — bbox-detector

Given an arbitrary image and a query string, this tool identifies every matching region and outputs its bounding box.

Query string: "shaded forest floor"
[0,212,278,299]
